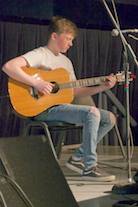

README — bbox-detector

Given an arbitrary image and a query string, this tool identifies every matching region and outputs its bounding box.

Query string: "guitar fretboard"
[59,76,108,90]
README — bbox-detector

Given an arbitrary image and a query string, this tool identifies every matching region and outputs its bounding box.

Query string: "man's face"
[55,32,74,53]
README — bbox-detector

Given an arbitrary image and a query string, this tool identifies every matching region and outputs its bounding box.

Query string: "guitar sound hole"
[51,82,59,93]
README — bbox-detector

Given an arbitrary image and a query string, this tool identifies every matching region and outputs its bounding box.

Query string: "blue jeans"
[35,104,115,170]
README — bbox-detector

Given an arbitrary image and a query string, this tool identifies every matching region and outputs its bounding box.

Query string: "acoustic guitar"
[8,67,134,118]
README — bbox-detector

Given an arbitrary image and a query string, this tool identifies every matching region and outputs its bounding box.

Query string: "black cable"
[0,174,35,207]
[0,191,8,207]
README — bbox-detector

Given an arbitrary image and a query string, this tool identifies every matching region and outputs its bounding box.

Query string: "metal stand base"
[112,182,138,194]
[112,172,138,194]
[112,200,138,207]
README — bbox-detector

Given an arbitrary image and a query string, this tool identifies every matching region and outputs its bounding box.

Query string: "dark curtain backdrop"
[0,20,138,145]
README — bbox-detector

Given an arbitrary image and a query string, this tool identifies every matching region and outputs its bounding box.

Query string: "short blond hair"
[48,16,77,40]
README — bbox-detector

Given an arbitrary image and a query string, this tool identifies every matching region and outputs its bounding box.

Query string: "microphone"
[111,28,138,36]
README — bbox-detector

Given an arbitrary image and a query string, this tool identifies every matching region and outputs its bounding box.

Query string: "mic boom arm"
[101,0,138,68]
[111,29,138,36]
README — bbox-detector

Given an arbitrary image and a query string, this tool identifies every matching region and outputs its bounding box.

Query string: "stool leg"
[55,131,66,159]
[22,123,31,136]
[40,122,58,161]
[22,121,58,161]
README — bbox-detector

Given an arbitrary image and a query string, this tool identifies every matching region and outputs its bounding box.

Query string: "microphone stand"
[101,0,138,194]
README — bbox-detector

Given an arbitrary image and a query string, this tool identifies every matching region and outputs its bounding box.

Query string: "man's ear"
[51,32,57,41]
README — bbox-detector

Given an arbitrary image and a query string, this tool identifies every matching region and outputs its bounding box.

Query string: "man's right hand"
[34,79,54,95]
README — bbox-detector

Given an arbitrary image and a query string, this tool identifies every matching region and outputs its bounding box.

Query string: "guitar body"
[8,67,74,118]
[8,67,134,118]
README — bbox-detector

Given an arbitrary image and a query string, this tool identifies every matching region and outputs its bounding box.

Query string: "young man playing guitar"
[2,16,117,181]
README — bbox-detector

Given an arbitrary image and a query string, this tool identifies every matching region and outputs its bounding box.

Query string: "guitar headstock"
[116,71,136,84]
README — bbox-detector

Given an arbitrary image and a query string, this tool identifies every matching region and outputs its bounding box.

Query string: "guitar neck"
[60,76,108,90]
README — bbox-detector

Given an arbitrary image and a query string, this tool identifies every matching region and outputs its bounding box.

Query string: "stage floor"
[58,145,138,207]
